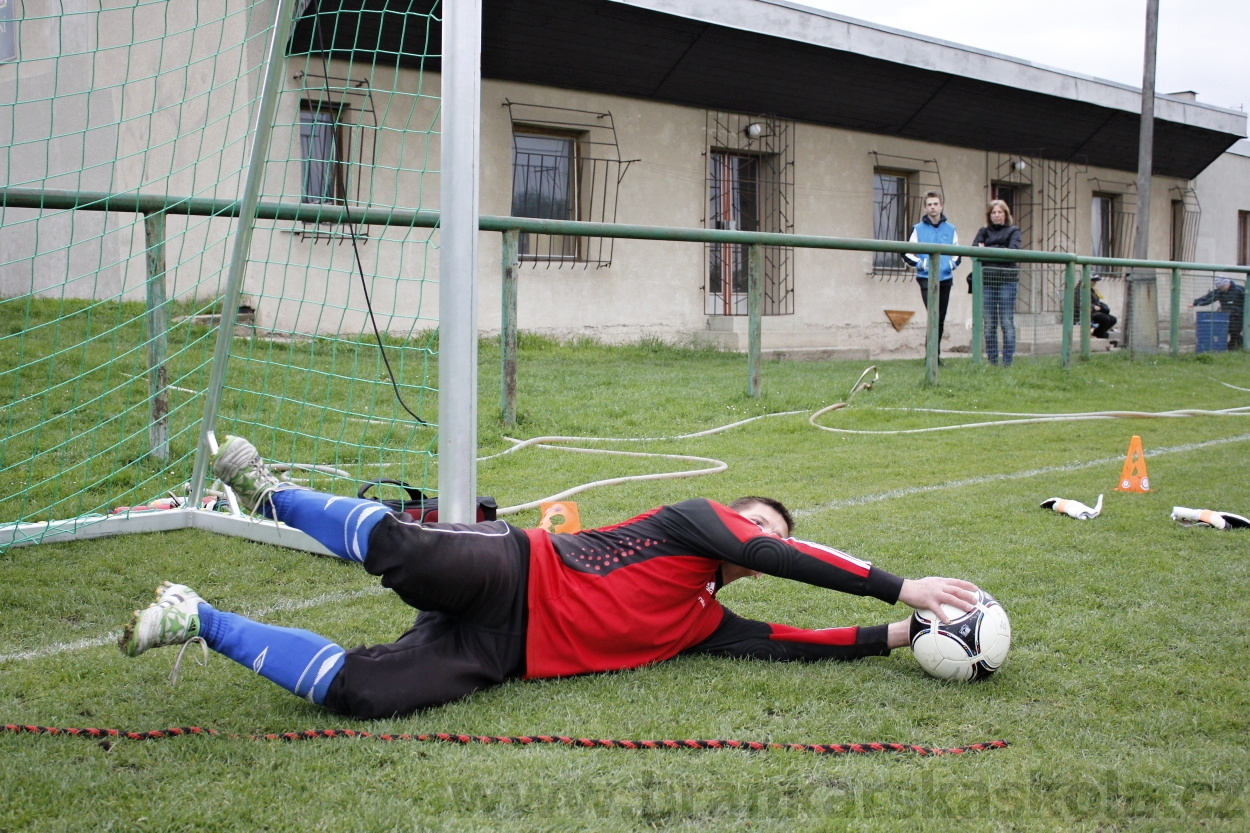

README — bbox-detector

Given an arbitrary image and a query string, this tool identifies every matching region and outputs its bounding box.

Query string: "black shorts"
[322,514,530,719]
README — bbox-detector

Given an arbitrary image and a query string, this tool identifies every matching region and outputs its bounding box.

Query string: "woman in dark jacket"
[972,200,1023,366]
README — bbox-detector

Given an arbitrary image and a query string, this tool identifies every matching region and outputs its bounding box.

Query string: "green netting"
[0,1,441,548]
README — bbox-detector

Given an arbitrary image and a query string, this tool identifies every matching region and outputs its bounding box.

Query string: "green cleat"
[211,435,298,514]
[118,582,205,658]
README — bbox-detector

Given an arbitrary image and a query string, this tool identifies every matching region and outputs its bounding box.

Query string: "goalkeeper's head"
[728,496,793,538]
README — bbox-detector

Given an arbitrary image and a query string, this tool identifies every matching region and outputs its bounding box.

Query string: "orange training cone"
[1114,435,1151,493]
[538,501,581,533]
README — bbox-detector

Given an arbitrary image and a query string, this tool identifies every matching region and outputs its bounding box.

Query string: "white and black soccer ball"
[909,590,1011,681]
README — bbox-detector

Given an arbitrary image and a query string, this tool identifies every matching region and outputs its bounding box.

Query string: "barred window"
[299,102,345,204]
[872,170,910,270]
[703,112,794,315]
[707,152,761,313]
[1091,193,1116,259]
[511,130,579,260]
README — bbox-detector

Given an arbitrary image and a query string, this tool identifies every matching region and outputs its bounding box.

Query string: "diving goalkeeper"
[118,436,979,719]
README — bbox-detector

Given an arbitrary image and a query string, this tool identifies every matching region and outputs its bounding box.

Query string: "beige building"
[2,0,1247,358]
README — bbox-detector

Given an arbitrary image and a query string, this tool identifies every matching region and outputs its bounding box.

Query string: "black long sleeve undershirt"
[683,608,892,662]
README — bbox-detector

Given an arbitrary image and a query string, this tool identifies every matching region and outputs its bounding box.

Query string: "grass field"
[2,342,1248,831]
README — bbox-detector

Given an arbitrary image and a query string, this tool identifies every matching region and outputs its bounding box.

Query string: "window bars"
[869,153,942,281]
[505,101,635,268]
[1089,178,1138,275]
[287,71,377,243]
[1169,185,1201,264]
[985,151,1081,316]
[704,111,794,315]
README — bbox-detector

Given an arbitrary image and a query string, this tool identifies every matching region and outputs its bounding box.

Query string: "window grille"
[1089,179,1137,277]
[868,153,942,281]
[985,151,1082,315]
[704,111,794,316]
[505,101,635,268]
[287,71,377,243]
[1169,186,1201,263]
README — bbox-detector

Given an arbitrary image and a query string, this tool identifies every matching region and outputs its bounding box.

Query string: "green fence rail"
[4,185,1248,424]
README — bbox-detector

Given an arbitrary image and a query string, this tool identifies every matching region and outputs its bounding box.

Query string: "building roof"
[295,0,1246,179]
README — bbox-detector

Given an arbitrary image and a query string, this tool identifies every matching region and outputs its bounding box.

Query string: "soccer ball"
[908,590,1011,681]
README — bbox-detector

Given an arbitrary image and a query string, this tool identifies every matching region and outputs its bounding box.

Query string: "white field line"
[793,432,1250,518]
[0,586,385,665]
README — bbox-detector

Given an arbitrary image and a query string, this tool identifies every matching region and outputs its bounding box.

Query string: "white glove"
[1171,507,1250,529]
[1040,494,1103,520]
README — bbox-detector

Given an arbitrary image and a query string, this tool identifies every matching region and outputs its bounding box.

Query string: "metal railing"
[4,186,1248,428]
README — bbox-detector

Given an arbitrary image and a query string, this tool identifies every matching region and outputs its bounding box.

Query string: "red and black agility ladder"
[3,724,1007,756]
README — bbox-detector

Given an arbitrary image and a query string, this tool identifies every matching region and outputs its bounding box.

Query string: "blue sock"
[267,489,391,562]
[198,604,345,705]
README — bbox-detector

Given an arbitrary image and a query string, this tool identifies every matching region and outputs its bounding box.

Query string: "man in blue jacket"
[903,192,961,361]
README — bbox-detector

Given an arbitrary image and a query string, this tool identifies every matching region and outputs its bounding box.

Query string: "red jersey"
[522,498,903,679]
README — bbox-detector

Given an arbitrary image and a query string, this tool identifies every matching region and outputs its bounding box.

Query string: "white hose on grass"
[809,403,1250,435]
[247,365,1245,517]
[491,365,1247,513]
[487,369,887,515]
[486,412,809,516]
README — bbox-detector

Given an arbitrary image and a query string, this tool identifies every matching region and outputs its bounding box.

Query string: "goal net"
[0,0,443,550]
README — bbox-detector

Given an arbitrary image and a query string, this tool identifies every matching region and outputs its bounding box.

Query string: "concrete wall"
[0,0,271,307]
[478,80,707,345]
[241,57,443,336]
[1193,142,1250,266]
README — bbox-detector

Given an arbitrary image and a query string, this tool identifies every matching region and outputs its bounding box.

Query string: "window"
[1171,200,1185,262]
[703,111,794,315]
[300,102,346,204]
[1091,191,1138,276]
[511,130,579,260]
[505,103,631,267]
[992,183,1017,216]
[707,152,761,314]
[990,181,1037,251]
[0,0,15,63]
[1239,211,1250,266]
[1091,193,1117,259]
[872,170,911,270]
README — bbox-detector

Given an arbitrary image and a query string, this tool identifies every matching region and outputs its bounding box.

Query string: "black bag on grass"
[356,479,497,523]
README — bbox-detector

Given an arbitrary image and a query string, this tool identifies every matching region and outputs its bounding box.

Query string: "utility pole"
[1133,0,1159,261]
[1127,0,1161,354]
